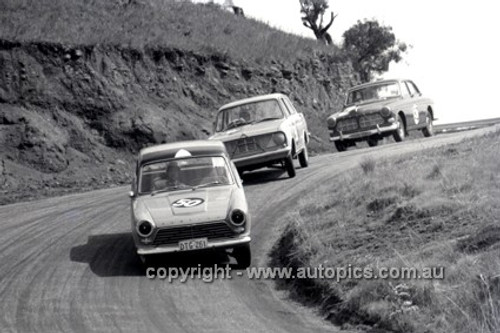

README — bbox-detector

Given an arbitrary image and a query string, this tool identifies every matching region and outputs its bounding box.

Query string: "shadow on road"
[241,168,288,186]
[70,233,241,277]
[70,233,144,277]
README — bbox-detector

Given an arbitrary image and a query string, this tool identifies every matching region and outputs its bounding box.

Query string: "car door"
[404,80,426,129]
[281,97,305,151]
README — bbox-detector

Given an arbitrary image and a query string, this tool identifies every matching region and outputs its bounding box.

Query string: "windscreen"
[346,82,400,105]
[139,156,232,194]
[215,99,284,132]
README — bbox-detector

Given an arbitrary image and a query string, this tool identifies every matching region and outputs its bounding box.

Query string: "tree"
[342,19,407,82]
[299,0,336,45]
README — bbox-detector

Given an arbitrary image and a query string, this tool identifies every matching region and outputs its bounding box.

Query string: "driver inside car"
[239,107,253,123]
[153,162,184,190]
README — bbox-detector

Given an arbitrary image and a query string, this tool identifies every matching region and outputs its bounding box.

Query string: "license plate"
[178,238,208,251]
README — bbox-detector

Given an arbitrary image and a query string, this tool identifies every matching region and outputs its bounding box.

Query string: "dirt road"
[0,126,496,332]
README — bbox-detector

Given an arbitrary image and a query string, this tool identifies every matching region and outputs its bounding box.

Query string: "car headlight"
[381,106,391,117]
[327,116,336,128]
[136,220,154,237]
[230,209,246,226]
[272,132,286,146]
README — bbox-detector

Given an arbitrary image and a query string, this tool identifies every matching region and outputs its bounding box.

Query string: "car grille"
[337,118,358,132]
[337,113,384,132]
[152,222,237,246]
[359,113,384,129]
[224,134,275,158]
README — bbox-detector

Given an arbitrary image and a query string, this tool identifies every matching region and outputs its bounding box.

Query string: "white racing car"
[129,140,251,267]
[209,93,310,178]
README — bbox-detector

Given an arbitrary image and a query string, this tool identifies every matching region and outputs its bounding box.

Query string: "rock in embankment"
[0,38,358,201]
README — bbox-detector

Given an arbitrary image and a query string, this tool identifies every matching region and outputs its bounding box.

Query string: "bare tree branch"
[299,0,336,46]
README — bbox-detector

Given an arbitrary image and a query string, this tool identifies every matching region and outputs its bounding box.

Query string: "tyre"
[233,244,251,268]
[422,112,434,137]
[284,155,296,178]
[393,114,405,142]
[367,138,379,147]
[334,141,346,152]
[298,145,309,168]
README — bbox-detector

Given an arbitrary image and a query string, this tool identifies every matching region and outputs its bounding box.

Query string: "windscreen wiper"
[253,117,282,124]
[190,181,224,190]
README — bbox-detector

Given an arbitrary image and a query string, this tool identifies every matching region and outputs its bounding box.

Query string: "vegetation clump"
[271,129,500,332]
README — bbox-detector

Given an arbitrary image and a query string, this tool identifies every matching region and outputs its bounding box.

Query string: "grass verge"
[270,128,500,332]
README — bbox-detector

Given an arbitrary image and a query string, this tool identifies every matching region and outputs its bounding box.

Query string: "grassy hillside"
[0,0,357,204]
[0,0,336,62]
[271,128,500,332]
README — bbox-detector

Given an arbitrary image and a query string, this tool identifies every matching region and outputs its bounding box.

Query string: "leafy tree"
[299,0,336,45]
[342,19,407,82]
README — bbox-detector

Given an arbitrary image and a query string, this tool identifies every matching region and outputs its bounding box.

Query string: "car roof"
[138,140,227,165]
[218,93,288,111]
[348,79,408,91]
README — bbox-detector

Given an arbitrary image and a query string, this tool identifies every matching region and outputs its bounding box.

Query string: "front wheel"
[422,112,434,137]
[367,138,379,147]
[284,155,296,178]
[139,254,157,268]
[233,244,251,268]
[298,145,309,168]
[393,114,406,142]
[334,141,346,152]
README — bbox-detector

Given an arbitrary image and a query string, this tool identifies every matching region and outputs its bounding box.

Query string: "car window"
[280,99,292,117]
[215,100,284,131]
[405,81,420,97]
[282,98,297,115]
[138,156,233,194]
[401,82,411,98]
[214,111,224,132]
[346,82,400,105]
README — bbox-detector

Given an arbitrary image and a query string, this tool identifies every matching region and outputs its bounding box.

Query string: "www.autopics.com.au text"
[146,264,445,283]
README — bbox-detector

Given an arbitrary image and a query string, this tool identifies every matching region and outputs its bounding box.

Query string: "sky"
[195,0,500,124]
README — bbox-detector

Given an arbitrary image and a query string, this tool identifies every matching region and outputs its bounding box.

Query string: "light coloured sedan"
[327,79,435,151]
[209,93,310,178]
[129,140,251,267]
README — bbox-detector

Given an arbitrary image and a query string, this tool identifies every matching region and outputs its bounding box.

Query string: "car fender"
[277,122,295,155]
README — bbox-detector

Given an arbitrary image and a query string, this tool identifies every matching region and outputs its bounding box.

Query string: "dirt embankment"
[0,39,357,204]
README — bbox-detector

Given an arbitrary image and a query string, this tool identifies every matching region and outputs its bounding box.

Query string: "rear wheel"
[298,145,309,168]
[284,155,296,178]
[393,114,405,142]
[422,112,434,137]
[367,138,379,147]
[233,244,251,268]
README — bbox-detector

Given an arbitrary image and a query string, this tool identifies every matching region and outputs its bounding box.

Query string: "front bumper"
[329,123,398,142]
[136,235,251,256]
[232,148,290,168]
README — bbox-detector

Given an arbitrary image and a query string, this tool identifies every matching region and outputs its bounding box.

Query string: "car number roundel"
[412,105,419,124]
[172,198,204,208]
